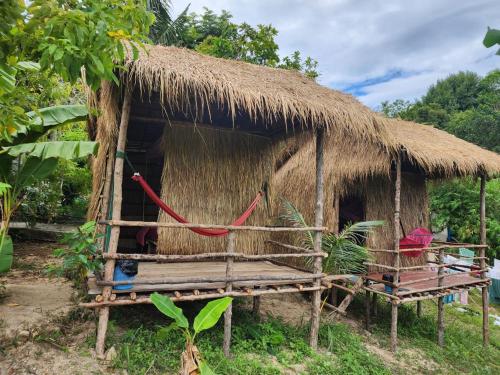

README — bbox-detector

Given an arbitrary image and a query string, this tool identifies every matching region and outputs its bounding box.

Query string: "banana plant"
[0,66,96,259]
[151,293,233,375]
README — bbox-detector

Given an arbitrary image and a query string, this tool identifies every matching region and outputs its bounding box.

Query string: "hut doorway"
[338,194,365,232]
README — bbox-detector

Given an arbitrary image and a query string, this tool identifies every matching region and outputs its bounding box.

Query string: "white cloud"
[171,0,500,108]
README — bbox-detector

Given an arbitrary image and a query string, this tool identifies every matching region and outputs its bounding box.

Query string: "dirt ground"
[0,240,440,375]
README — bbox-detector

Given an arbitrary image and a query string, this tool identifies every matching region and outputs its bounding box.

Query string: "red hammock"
[131,173,263,237]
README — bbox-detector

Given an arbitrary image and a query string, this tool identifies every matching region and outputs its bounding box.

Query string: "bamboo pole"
[310,128,325,350]
[391,152,401,353]
[95,85,132,359]
[479,175,489,347]
[102,220,327,232]
[437,247,445,347]
[265,240,318,253]
[253,296,261,316]
[365,281,371,330]
[97,272,324,286]
[97,150,115,249]
[416,301,422,318]
[371,292,378,317]
[223,231,236,357]
[81,285,324,308]
[102,251,327,261]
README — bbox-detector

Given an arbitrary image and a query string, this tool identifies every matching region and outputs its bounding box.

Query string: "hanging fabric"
[131,173,263,237]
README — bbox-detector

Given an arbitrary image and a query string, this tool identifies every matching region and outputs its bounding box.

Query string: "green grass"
[349,290,500,374]
[101,301,389,375]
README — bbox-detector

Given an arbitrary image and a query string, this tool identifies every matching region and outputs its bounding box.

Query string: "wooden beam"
[310,128,325,350]
[102,251,327,261]
[96,85,133,359]
[102,220,328,232]
[80,285,324,308]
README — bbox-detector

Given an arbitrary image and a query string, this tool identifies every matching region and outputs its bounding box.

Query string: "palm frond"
[278,199,314,249]
[149,0,190,46]
[279,199,383,275]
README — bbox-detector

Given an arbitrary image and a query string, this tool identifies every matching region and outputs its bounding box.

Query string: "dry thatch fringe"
[365,173,429,269]
[387,118,500,177]
[156,124,279,255]
[123,44,395,146]
[87,81,120,221]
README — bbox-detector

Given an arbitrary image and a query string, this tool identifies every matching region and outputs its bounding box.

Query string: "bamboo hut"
[81,44,394,358]
[274,117,500,351]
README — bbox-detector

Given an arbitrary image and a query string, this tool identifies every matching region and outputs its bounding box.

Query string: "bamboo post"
[330,287,338,306]
[223,231,236,357]
[310,128,325,350]
[371,292,378,317]
[365,283,371,330]
[390,151,401,353]
[416,301,422,318]
[253,296,261,316]
[479,175,489,347]
[95,85,132,358]
[437,247,445,347]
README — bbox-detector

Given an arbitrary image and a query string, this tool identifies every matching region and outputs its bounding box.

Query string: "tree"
[157,7,319,78]
[148,0,190,46]
[379,69,500,257]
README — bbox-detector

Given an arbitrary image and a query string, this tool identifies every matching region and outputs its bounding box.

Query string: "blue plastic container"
[113,265,135,290]
[384,285,393,293]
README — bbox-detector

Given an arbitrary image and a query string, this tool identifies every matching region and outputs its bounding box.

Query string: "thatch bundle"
[156,124,277,254]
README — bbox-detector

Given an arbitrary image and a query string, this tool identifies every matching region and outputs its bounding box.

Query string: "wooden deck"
[365,271,490,302]
[105,260,316,293]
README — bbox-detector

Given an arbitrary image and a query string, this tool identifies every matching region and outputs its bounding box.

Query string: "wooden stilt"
[310,128,325,350]
[365,287,371,330]
[330,287,338,307]
[95,85,133,358]
[371,292,378,317]
[223,231,236,357]
[479,175,489,347]
[390,151,402,353]
[390,301,398,352]
[416,301,422,318]
[253,296,261,316]
[437,247,445,347]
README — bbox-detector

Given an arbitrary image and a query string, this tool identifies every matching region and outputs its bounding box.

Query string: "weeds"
[102,305,389,374]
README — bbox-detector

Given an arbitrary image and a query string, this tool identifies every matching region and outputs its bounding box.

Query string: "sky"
[171,0,500,109]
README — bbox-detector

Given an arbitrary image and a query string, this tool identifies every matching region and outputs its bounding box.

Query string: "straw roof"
[123,44,392,141]
[389,119,500,177]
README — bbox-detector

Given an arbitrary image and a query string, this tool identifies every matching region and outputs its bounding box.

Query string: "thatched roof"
[274,119,500,209]
[389,119,500,177]
[123,44,392,141]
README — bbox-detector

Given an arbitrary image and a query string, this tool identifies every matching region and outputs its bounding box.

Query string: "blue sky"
[171,0,500,109]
